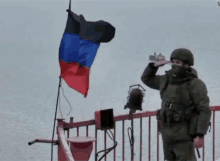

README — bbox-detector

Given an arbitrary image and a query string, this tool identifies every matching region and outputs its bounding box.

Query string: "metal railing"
[60,106,220,161]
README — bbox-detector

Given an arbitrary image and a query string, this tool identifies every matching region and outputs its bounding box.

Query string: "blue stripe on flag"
[59,32,100,68]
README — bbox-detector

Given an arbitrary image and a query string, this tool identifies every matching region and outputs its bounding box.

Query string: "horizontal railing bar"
[64,111,156,129]
[63,106,220,129]
[64,120,95,129]
[114,111,156,122]
[210,106,220,111]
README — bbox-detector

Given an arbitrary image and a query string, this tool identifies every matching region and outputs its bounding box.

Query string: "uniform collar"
[165,68,197,85]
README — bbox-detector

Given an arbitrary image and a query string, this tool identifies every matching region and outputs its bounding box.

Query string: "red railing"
[60,106,220,161]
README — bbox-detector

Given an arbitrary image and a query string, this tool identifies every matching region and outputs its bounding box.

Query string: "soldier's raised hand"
[154,60,170,67]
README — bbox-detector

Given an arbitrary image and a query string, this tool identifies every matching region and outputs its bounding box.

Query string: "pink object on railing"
[57,119,74,161]
[67,136,96,161]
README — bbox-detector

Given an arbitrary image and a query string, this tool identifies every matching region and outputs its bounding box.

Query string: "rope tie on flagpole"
[61,86,73,116]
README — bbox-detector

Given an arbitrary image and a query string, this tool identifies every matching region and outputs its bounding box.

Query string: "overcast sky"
[1,0,220,160]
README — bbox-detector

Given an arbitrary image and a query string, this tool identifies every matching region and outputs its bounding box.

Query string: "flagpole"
[51,75,62,161]
[69,0,71,11]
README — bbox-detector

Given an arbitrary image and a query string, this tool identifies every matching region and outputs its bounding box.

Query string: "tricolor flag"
[59,7,115,97]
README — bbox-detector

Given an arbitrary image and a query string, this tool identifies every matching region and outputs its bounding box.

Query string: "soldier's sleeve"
[141,62,161,90]
[191,78,211,135]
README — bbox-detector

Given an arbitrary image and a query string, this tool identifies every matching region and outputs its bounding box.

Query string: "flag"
[59,7,115,97]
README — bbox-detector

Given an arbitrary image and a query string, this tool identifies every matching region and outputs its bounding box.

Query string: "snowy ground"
[0,0,220,161]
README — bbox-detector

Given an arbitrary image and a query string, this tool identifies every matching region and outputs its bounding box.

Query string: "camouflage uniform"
[141,62,211,161]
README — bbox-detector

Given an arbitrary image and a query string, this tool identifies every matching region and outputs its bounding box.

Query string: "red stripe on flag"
[59,61,89,97]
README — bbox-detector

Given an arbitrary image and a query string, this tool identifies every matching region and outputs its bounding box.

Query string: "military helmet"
[170,48,194,66]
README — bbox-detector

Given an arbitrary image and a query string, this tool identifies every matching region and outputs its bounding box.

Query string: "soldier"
[141,48,211,161]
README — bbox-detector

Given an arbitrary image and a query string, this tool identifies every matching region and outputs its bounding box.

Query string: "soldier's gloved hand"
[154,60,170,67]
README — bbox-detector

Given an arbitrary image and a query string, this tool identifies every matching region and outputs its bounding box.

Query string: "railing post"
[157,120,159,161]
[148,116,151,161]
[86,125,89,137]
[140,117,142,161]
[122,120,125,161]
[95,126,97,161]
[203,140,205,161]
[213,111,215,161]
[114,123,116,161]
[104,129,107,161]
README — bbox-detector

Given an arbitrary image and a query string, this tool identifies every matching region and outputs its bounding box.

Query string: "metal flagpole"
[51,75,62,161]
